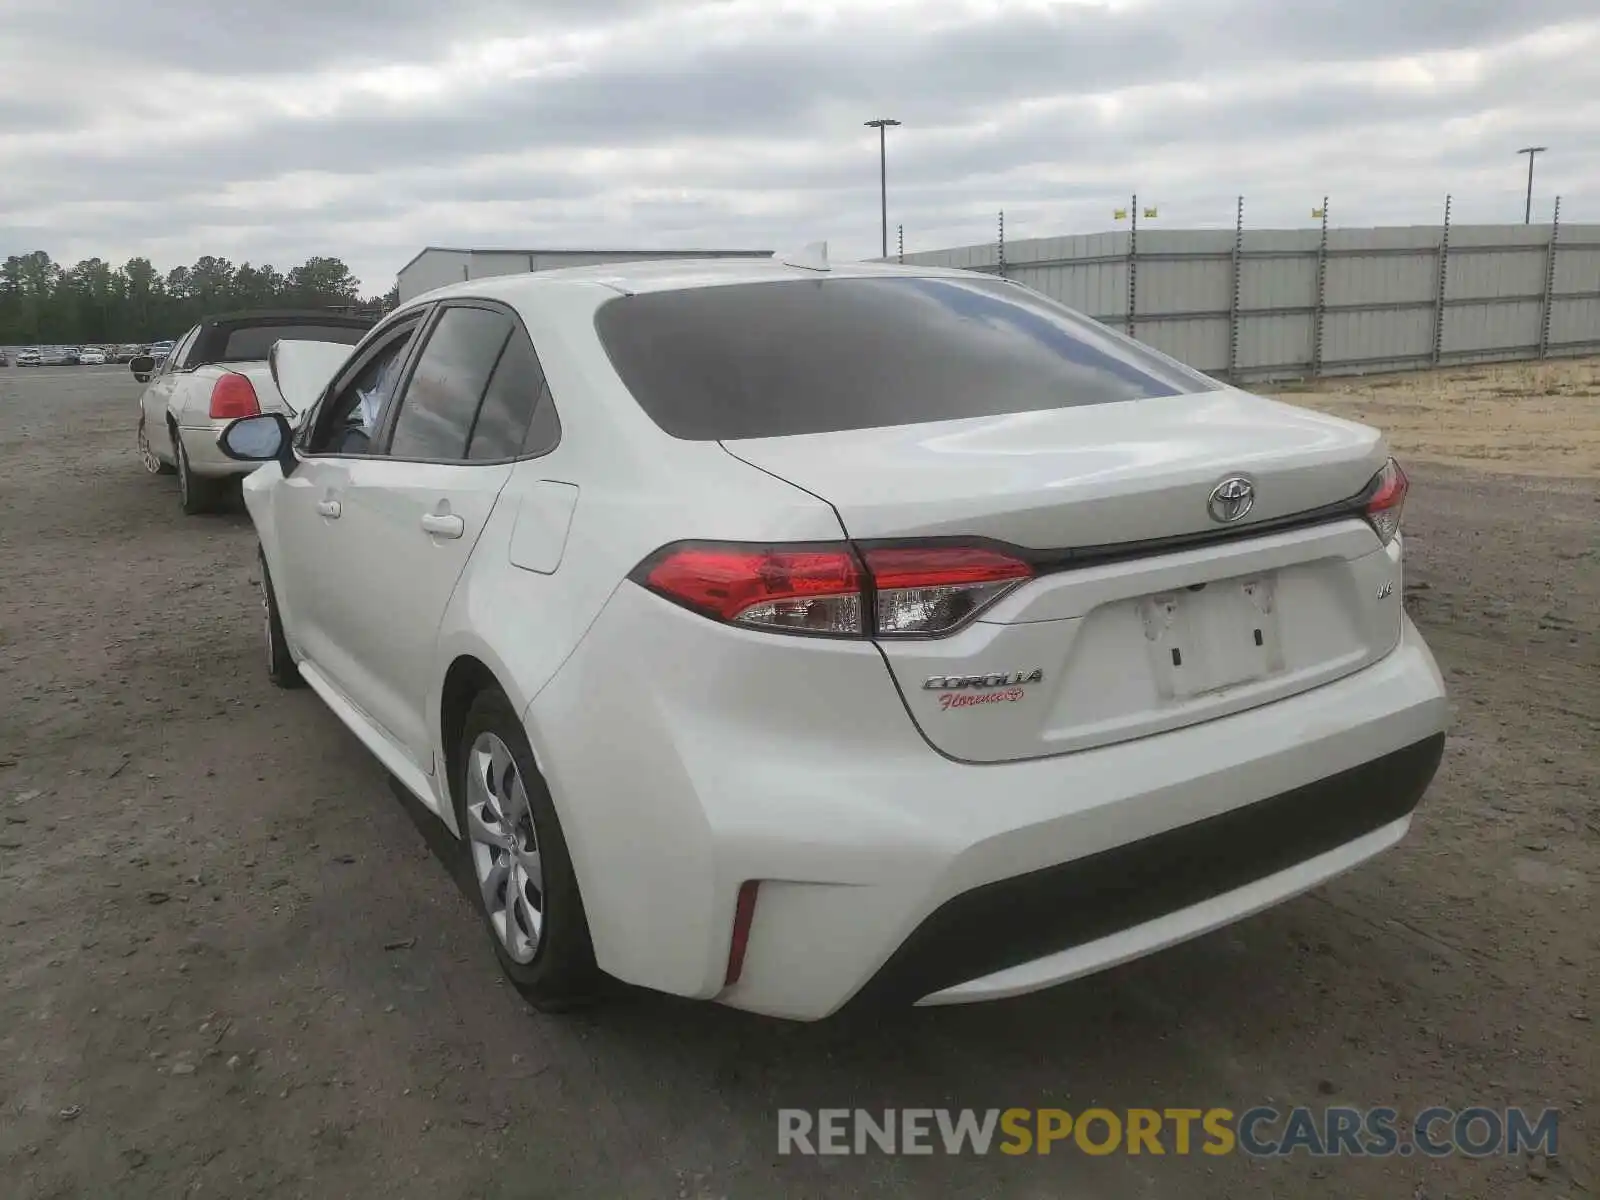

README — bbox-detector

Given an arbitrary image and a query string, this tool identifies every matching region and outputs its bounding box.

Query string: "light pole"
[865,118,901,259]
[1517,146,1547,224]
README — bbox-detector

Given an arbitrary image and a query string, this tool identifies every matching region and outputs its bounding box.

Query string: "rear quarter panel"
[428,435,845,770]
[421,278,852,840]
[169,366,223,424]
[429,278,850,714]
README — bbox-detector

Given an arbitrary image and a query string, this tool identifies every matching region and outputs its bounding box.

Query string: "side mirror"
[130,355,155,383]
[217,413,298,476]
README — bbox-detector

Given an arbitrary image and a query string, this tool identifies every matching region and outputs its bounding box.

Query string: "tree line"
[0,251,398,346]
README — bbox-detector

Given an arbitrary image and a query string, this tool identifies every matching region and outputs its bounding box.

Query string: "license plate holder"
[1139,576,1284,700]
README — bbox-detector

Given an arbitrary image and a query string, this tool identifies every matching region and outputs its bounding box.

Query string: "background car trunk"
[220,364,295,415]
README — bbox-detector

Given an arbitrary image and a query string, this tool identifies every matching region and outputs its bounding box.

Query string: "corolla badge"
[1207,476,1256,524]
[923,670,1043,690]
[924,669,1044,713]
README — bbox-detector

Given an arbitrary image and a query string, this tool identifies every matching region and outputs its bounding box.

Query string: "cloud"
[1,0,1595,293]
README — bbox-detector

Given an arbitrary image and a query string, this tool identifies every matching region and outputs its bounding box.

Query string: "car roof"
[410,256,987,305]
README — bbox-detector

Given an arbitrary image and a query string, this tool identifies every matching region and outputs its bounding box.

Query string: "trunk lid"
[268,339,356,416]
[723,389,1403,763]
[721,389,1383,546]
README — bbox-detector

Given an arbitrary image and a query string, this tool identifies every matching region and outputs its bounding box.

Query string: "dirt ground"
[1268,355,1600,478]
[0,361,1594,1199]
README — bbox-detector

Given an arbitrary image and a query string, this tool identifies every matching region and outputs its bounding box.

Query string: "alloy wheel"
[465,732,545,964]
[137,418,162,473]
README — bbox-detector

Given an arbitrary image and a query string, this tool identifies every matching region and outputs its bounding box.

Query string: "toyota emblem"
[1207,476,1256,523]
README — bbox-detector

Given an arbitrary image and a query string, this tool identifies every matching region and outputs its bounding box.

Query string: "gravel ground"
[1268,355,1600,478]
[0,362,1594,1199]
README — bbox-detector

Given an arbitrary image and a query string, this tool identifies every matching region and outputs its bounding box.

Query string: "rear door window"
[384,306,514,461]
[593,276,1222,440]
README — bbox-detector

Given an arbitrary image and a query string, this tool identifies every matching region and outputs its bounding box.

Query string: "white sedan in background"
[134,309,373,514]
[78,347,108,365]
[217,253,1447,1021]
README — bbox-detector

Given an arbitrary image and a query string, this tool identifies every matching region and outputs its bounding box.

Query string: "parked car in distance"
[218,257,1449,1021]
[114,344,143,363]
[78,347,108,365]
[134,310,375,514]
[15,348,42,367]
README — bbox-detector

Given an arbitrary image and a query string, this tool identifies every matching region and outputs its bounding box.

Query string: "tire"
[175,434,223,515]
[454,689,599,1011]
[258,549,303,689]
[138,415,176,475]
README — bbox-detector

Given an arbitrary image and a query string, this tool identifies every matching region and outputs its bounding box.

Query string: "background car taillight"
[209,374,261,420]
[1363,458,1408,546]
[631,541,1034,639]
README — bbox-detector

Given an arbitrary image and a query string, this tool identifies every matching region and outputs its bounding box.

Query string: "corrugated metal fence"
[895,207,1599,382]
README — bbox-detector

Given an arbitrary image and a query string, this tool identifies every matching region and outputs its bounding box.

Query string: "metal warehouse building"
[396,246,773,303]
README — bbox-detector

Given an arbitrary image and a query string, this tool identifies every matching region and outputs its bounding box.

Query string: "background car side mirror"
[217,413,298,477]
[130,355,155,382]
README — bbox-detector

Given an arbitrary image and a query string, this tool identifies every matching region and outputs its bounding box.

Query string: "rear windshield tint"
[593,276,1221,440]
[219,323,368,363]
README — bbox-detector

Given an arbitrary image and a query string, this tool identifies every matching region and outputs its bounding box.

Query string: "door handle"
[421,512,465,539]
[316,499,342,519]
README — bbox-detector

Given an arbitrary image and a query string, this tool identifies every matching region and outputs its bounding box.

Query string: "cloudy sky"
[2,0,1596,293]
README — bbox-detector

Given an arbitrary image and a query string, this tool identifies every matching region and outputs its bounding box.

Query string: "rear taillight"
[1363,458,1408,546]
[863,545,1032,637]
[631,541,1033,639]
[638,543,864,636]
[209,374,261,420]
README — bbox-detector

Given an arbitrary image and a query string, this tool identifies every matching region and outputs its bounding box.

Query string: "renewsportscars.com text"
[777,1106,1559,1158]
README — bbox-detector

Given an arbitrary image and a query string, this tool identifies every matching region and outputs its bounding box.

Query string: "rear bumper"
[854,733,1442,1010]
[178,423,262,478]
[525,589,1448,1021]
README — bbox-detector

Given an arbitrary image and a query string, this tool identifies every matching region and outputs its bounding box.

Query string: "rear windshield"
[593,276,1221,440]
[217,323,368,363]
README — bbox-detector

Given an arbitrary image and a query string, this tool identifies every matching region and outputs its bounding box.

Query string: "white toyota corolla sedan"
[218,254,1448,1021]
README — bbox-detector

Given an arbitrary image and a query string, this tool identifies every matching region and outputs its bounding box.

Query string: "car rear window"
[219,323,368,362]
[593,276,1222,441]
